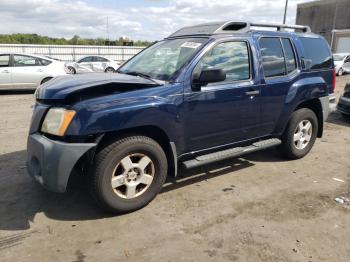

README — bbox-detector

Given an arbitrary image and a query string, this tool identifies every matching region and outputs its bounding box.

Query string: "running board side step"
[182,138,281,169]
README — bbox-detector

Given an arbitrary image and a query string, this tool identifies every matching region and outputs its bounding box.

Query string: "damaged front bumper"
[27,133,96,192]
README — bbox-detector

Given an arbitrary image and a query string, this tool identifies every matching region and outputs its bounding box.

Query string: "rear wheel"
[40,77,53,85]
[278,108,318,159]
[91,135,168,213]
[338,68,343,76]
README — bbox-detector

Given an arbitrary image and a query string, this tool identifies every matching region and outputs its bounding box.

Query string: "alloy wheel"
[111,153,155,199]
[293,120,313,150]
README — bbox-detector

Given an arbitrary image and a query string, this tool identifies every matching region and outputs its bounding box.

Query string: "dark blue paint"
[36,31,334,158]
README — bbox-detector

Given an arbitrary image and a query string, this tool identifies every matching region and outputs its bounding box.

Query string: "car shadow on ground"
[0,147,284,231]
[327,111,350,127]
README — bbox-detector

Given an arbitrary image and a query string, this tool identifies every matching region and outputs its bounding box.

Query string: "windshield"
[119,37,208,81]
[333,54,346,61]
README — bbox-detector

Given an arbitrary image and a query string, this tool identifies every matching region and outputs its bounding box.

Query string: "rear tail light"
[332,69,336,93]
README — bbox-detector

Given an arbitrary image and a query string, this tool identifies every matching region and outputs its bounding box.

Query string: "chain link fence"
[0,44,145,62]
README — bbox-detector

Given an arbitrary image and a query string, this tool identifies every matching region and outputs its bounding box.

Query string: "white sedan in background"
[333,53,350,76]
[0,53,67,90]
[65,56,121,74]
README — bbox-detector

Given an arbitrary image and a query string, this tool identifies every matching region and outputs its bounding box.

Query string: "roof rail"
[249,22,311,33]
[167,21,311,38]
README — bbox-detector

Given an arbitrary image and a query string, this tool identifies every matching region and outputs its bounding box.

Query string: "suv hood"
[36,73,162,101]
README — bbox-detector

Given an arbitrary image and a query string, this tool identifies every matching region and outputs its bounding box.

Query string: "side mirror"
[301,58,312,71]
[192,69,226,91]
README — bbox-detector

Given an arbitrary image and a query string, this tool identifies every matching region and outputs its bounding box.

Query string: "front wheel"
[338,68,343,76]
[67,66,76,74]
[91,135,168,213]
[278,108,318,159]
[105,67,115,73]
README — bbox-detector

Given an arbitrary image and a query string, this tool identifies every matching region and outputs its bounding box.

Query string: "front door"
[0,54,12,89]
[183,40,262,152]
[76,56,94,73]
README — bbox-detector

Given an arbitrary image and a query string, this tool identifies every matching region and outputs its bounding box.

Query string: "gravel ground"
[0,76,349,262]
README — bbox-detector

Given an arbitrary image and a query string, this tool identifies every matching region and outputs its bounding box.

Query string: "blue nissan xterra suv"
[27,22,336,213]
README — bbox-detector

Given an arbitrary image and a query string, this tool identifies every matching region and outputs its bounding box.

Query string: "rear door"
[11,54,45,88]
[258,37,299,135]
[0,54,12,89]
[183,40,262,151]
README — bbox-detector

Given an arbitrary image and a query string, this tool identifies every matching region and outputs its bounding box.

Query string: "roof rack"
[249,22,311,33]
[168,21,311,38]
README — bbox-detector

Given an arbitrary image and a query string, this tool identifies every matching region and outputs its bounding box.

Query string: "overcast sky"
[0,0,313,40]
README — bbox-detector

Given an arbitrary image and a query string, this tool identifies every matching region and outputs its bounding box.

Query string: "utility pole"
[331,0,339,51]
[283,0,289,24]
[106,16,110,46]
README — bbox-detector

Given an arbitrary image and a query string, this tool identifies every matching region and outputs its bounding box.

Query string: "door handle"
[1,70,10,73]
[36,69,43,72]
[245,90,260,96]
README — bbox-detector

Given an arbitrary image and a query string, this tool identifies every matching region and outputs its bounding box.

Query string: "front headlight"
[41,108,76,136]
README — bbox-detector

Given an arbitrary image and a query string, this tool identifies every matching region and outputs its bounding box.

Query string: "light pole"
[331,0,338,51]
[283,0,289,24]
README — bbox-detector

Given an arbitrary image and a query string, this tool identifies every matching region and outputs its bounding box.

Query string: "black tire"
[278,108,318,160]
[40,77,53,85]
[341,113,350,120]
[67,66,76,74]
[105,67,115,73]
[337,68,343,76]
[91,135,168,213]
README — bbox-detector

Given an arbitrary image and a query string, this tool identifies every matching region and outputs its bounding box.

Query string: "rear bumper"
[319,94,336,121]
[329,94,337,113]
[26,133,96,192]
[337,96,350,115]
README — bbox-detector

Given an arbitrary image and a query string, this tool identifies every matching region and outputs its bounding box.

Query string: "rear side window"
[259,38,286,77]
[38,58,52,66]
[0,55,10,67]
[281,38,297,73]
[299,37,332,70]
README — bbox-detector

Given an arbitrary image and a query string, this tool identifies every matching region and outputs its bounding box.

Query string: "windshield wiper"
[123,71,159,84]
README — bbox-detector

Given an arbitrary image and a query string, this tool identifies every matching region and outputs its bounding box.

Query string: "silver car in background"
[65,55,121,74]
[0,53,67,90]
[333,53,350,76]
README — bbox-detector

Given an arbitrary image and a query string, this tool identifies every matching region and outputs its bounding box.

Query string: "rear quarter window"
[299,37,332,70]
[39,58,52,66]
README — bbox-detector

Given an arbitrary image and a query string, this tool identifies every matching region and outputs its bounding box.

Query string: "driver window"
[194,41,250,83]
[78,57,92,63]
